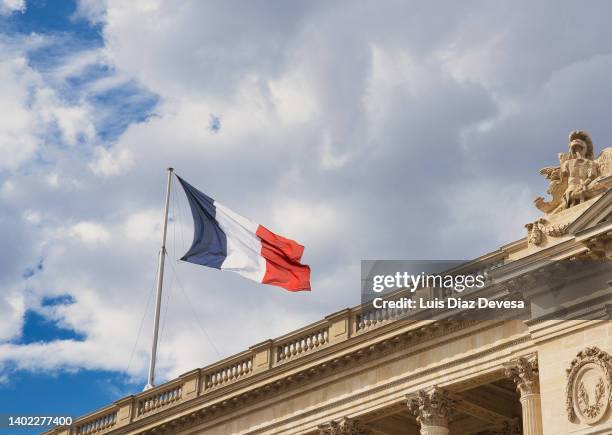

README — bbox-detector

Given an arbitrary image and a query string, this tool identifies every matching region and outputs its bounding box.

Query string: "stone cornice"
[567,188,612,234]
[118,320,479,434]
[140,324,532,435]
[246,334,533,435]
[492,238,587,282]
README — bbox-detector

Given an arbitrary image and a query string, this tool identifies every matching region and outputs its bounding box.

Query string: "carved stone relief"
[566,346,612,425]
[525,217,570,247]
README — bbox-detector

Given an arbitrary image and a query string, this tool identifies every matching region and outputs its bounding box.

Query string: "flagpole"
[145,167,174,390]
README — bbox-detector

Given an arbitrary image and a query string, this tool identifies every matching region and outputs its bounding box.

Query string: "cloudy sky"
[3,0,612,423]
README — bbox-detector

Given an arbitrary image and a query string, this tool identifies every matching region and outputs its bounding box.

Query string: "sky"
[2,0,612,429]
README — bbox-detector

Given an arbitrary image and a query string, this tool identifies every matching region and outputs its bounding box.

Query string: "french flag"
[176,175,311,291]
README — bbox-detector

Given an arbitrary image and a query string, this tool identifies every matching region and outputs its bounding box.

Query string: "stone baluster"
[504,356,543,435]
[408,386,457,435]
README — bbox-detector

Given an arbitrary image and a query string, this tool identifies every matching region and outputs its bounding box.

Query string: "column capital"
[504,354,540,396]
[318,417,368,435]
[408,386,457,428]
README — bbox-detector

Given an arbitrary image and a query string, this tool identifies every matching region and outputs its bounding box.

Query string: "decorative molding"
[566,346,612,424]
[504,355,540,396]
[408,386,457,428]
[525,218,570,247]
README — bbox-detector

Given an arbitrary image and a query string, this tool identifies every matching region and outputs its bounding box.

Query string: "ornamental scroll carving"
[566,346,612,425]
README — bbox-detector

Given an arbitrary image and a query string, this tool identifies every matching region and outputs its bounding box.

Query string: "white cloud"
[35,87,96,146]
[46,173,60,188]
[0,179,16,198]
[122,210,161,243]
[271,199,345,244]
[441,181,539,253]
[0,0,25,16]
[0,290,25,341]
[0,39,99,171]
[23,210,42,225]
[269,70,318,125]
[70,221,111,245]
[0,56,40,170]
[89,145,133,176]
[74,0,107,24]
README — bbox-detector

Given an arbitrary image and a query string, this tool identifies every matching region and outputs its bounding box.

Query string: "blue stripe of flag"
[176,175,228,269]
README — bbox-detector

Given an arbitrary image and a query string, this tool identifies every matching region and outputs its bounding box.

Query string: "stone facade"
[45,131,612,434]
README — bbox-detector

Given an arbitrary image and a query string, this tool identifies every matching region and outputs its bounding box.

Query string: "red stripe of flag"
[256,225,311,291]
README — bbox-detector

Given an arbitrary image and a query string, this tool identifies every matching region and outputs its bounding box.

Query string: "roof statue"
[535,130,612,214]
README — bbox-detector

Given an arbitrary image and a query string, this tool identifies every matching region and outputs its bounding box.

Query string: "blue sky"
[3,0,612,432]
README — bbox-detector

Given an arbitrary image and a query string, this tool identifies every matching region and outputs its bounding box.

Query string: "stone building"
[45,130,612,434]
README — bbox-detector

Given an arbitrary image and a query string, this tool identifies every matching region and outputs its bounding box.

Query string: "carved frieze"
[566,346,612,424]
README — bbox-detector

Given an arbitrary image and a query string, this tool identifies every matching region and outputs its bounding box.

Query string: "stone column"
[408,386,456,435]
[504,356,543,435]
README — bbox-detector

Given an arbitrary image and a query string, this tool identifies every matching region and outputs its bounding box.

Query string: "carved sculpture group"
[527,130,612,246]
[535,130,612,214]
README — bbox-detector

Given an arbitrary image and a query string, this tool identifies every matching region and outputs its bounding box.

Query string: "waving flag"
[176,175,311,291]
